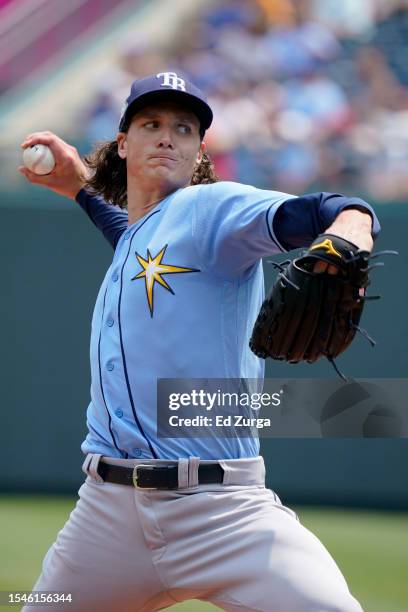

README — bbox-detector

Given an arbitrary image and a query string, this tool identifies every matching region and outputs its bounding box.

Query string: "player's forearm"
[272,192,381,251]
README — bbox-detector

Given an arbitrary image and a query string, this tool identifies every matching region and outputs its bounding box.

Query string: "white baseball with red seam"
[23,144,55,175]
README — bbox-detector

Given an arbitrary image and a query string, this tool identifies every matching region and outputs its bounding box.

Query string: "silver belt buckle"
[132,464,157,489]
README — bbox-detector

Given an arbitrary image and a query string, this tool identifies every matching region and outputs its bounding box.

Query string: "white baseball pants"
[24,454,363,612]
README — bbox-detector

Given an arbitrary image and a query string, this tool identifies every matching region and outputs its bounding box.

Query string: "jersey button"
[106,318,114,327]
[115,408,123,418]
[133,448,142,457]
[124,231,131,240]
[112,273,119,282]
[107,362,114,371]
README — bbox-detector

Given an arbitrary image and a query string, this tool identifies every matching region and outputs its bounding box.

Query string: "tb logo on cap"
[157,72,186,92]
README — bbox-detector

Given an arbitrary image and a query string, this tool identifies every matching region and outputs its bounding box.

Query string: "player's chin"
[147,161,176,175]
[150,166,190,187]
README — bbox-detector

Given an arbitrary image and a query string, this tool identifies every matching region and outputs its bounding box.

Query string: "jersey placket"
[97,232,130,455]
[102,215,162,459]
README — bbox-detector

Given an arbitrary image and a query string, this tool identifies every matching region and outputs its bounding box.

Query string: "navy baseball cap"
[118,72,213,137]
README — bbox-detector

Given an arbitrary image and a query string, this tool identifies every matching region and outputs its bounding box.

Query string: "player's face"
[117,101,205,192]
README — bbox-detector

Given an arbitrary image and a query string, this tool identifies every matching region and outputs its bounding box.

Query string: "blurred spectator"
[83,38,165,144]
[310,0,377,37]
[84,87,119,143]
[353,47,407,113]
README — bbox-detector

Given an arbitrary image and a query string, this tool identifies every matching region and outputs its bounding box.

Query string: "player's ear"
[196,141,206,163]
[116,132,127,159]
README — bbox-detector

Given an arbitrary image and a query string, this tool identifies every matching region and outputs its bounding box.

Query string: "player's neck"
[126,176,186,225]
[126,185,172,225]
[127,196,162,225]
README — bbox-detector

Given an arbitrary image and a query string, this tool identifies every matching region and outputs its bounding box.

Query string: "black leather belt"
[97,462,224,489]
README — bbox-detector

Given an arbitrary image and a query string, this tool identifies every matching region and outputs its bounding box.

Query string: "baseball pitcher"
[19,73,379,611]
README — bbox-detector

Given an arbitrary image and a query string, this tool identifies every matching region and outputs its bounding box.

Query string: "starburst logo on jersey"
[131,245,200,317]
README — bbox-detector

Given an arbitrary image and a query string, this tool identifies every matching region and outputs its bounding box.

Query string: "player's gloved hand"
[249,231,383,377]
[18,131,89,200]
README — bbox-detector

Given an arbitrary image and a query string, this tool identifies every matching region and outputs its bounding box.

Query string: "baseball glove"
[249,233,382,376]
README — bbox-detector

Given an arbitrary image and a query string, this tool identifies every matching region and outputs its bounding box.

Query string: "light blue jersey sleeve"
[192,181,293,279]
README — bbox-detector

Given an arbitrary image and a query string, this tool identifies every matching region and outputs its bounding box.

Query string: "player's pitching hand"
[19,131,89,200]
[313,208,374,274]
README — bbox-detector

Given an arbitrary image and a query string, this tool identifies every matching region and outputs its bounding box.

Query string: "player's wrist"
[325,209,373,252]
[65,163,89,200]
